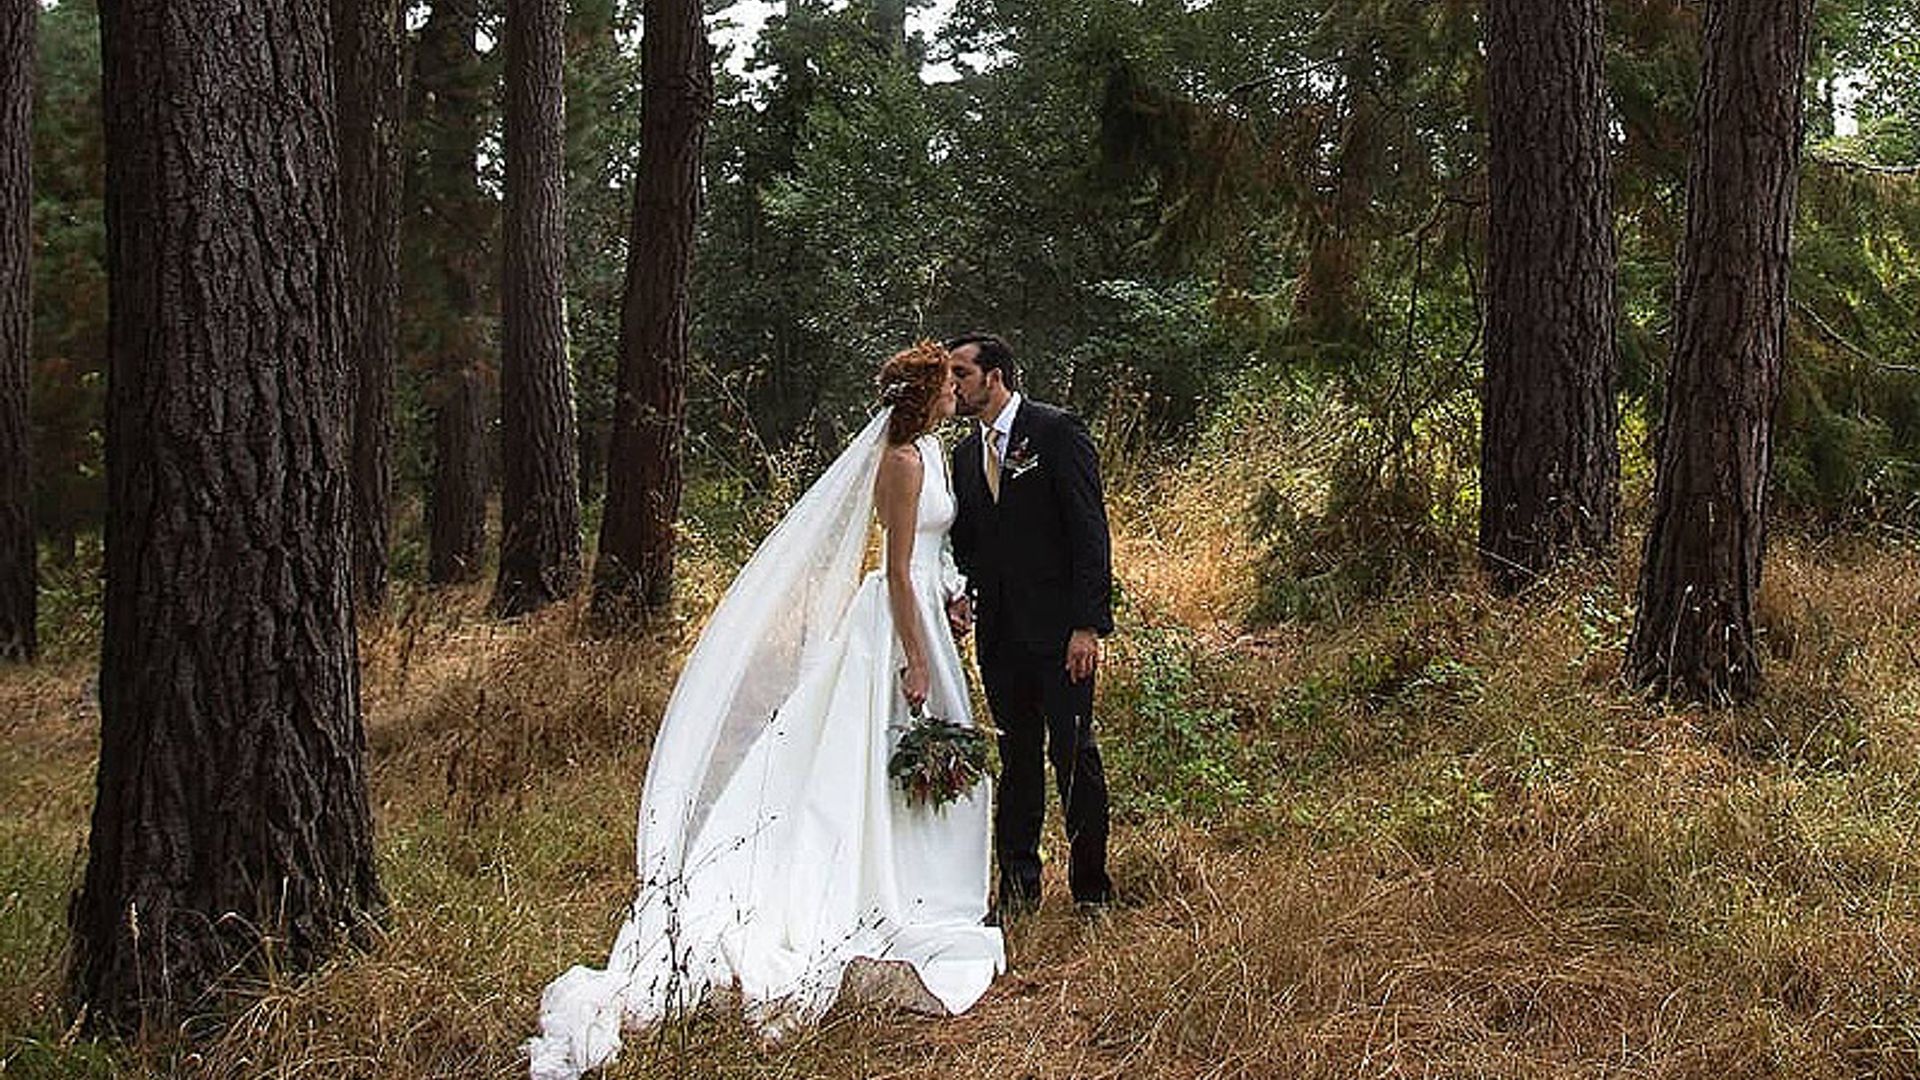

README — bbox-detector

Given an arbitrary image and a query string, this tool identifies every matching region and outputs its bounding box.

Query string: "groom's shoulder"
[1021,398,1073,427]
[1021,399,1089,440]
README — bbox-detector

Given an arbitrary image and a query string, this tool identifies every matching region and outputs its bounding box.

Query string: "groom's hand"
[946,595,973,639]
[1066,629,1100,683]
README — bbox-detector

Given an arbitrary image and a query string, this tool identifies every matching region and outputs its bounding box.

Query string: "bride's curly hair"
[877,340,951,445]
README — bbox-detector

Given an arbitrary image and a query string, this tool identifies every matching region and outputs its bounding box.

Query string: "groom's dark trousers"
[980,637,1112,906]
[951,397,1115,908]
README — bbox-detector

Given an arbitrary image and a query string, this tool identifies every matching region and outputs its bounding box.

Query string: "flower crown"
[879,379,913,406]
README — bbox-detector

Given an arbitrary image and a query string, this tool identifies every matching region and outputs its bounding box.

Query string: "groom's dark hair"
[943,332,1019,391]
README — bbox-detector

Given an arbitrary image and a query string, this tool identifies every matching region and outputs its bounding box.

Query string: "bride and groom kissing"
[527,334,1117,1078]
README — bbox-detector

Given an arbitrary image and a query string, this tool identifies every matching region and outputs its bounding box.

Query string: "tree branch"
[1791,297,1917,375]
[1805,151,1920,176]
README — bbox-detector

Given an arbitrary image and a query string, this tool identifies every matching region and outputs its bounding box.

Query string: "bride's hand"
[945,595,973,639]
[901,659,931,711]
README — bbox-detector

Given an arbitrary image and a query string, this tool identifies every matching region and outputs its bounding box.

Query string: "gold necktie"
[984,429,1002,502]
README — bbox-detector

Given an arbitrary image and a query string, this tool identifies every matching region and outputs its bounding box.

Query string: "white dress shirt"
[982,391,1023,466]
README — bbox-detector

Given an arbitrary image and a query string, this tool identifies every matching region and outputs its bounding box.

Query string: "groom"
[945,333,1115,917]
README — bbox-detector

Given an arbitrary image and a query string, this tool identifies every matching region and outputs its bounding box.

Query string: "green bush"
[1105,626,1260,822]
[1249,440,1472,624]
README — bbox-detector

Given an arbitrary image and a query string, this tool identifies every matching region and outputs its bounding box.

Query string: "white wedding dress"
[527,415,1004,1080]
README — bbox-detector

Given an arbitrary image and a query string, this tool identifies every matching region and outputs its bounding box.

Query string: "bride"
[527,342,1005,1079]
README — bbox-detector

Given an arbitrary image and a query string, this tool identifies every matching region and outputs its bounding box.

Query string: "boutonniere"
[1003,436,1041,479]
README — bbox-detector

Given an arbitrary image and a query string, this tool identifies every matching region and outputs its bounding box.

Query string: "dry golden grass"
[5,448,1920,1078]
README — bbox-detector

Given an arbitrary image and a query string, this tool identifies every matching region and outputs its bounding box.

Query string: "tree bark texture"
[415,0,490,584]
[0,1,33,663]
[335,0,405,612]
[428,359,488,582]
[1624,0,1813,703]
[593,0,712,622]
[495,0,580,616]
[1479,0,1619,592]
[75,0,383,1034]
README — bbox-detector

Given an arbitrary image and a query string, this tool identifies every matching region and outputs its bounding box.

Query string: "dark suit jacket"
[950,399,1114,656]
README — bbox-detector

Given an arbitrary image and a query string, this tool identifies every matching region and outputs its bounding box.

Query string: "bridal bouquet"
[889,705,993,810]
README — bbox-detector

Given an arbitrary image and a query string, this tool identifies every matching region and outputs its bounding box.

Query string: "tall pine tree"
[73,0,383,1031]
[336,0,405,611]
[0,1,32,663]
[496,0,581,616]
[1478,0,1619,592]
[593,0,713,621]
[1625,0,1815,702]
[413,0,491,584]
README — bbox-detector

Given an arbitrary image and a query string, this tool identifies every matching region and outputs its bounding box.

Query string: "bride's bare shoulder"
[875,442,925,502]
[879,442,926,472]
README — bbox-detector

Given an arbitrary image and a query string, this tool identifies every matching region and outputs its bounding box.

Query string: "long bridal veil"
[527,410,893,1077]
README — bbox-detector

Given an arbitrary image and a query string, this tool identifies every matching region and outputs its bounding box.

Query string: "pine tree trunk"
[1479,0,1619,592]
[578,421,603,507]
[429,360,488,582]
[0,2,33,664]
[593,0,712,623]
[416,0,490,585]
[495,0,581,616]
[74,0,383,1034]
[1624,0,1813,703]
[336,0,405,612]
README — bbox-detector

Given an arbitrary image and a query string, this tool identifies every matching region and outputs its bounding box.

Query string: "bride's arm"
[875,444,931,709]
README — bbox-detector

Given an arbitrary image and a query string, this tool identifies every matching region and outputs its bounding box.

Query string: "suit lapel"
[1000,405,1038,512]
[955,431,989,519]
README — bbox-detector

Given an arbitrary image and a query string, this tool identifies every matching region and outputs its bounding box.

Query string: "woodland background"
[4,0,1920,1076]
[18,0,1920,586]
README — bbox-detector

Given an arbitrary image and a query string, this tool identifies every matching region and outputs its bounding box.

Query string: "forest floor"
[5,457,1920,1078]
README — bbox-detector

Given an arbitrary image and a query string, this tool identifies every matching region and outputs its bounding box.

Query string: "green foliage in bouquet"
[888,707,993,811]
